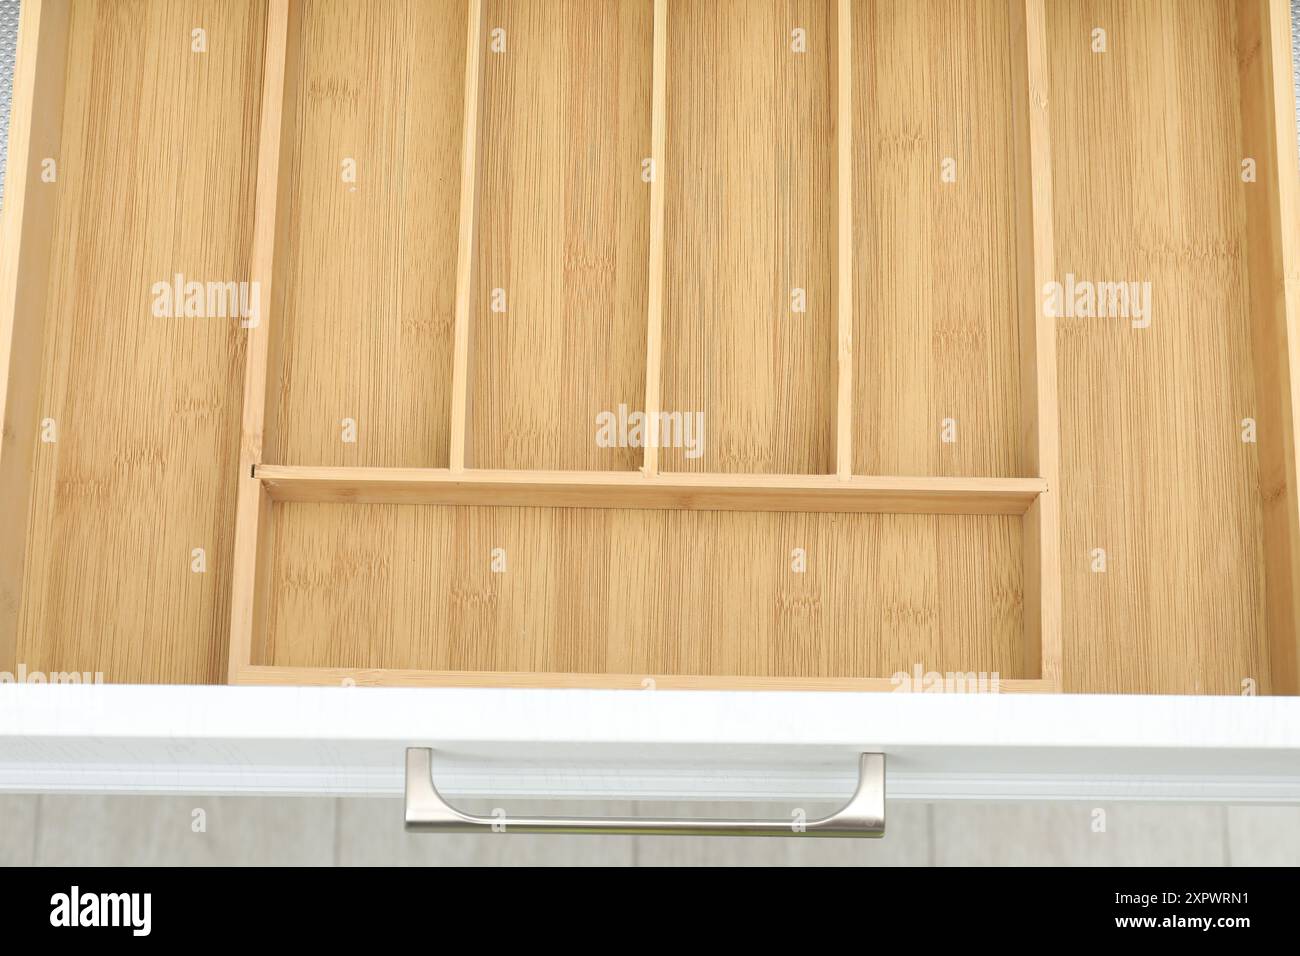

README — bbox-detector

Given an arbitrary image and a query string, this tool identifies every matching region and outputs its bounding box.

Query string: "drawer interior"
[2,0,1298,696]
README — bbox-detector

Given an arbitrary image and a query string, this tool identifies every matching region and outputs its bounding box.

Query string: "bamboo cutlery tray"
[2,0,1298,696]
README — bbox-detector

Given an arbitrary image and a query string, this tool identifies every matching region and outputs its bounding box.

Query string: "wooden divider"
[833,0,853,480]
[449,0,487,472]
[642,0,669,477]
[257,464,1046,514]
[1009,0,1061,685]
[1238,0,1300,695]
[228,0,297,681]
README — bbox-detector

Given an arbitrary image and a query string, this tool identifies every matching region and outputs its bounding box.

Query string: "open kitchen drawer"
[2,0,1300,810]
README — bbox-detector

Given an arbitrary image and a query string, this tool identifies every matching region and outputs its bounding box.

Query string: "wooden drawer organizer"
[2,0,1298,696]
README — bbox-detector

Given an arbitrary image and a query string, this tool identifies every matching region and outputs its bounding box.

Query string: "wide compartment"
[252,502,1028,687]
[1048,0,1300,694]
[1,0,267,683]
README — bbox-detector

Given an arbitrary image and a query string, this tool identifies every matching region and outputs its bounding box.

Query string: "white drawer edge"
[1,685,1298,802]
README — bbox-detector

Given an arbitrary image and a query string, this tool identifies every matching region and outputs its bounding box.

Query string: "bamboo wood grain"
[266,0,465,469]
[833,0,853,479]
[4,0,1297,695]
[660,0,835,474]
[255,502,1027,681]
[0,0,68,671]
[257,464,1046,514]
[642,0,668,477]
[450,0,485,471]
[234,665,1056,693]
[852,0,1023,479]
[471,0,652,471]
[229,0,295,682]
[1049,0,1274,694]
[1238,0,1300,695]
[1010,0,1061,684]
[16,0,265,683]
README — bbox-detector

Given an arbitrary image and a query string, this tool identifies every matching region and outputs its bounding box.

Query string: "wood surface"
[659,0,836,474]
[470,0,653,471]
[851,0,1023,479]
[256,501,1028,681]
[1049,0,1274,694]
[1237,0,1300,695]
[267,0,466,468]
[257,463,1046,513]
[4,0,1298,694]
[0,0,69,671]
[14,0,265,683]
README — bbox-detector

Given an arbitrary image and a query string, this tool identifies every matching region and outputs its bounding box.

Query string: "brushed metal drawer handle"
[404,749,885,837]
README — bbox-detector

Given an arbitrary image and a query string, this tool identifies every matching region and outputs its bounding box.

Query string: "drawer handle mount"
[404,748,886,838]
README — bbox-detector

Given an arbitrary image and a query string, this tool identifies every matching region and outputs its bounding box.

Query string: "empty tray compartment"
[263,0,467,468]
[853,0,1026,477]
[658,0,837,474]
[251,502,1031,687]
[469,0,654,471]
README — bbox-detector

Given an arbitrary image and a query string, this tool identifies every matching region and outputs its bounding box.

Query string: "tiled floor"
[1,795,1296,866]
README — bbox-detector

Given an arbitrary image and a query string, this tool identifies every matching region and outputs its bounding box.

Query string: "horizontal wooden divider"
[232,664,1059,693]
[255,464,1045,515]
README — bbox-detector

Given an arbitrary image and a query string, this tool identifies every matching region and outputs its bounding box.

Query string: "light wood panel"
[642,0,668,477]
[851,0,1023,478]
[15,0,266,683]
[659,0,835,474]
[257,502,1027,681]
[0,0,69,671]
[1009,0,1062,688]
[832,0,853,479]
[265,0,466,467]
[257,464,1046,514]
[470,0,653,471]
[230,0,297,680]
[235,665,1055,692]
[450,0,485,471]
[1237,0,1300,696]
[1049,0,1272,694]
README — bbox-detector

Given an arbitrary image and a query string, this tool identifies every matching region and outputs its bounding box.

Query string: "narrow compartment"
[5,0,266,682]
[264,0,466,467]
[1049,0,1298,694]
[851,0,1024,477]
[658,0,836,474]
[257,502,1027,684]
[469,0,653,470]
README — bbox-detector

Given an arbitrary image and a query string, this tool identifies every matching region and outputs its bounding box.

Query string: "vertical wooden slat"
[642,0,669,477]
[1009,0,1060,686]
[227,0,297,680]
[449,0,488,472]
[833,0,853,479]
[1238,0,1300,694]
[0,0,70,670]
